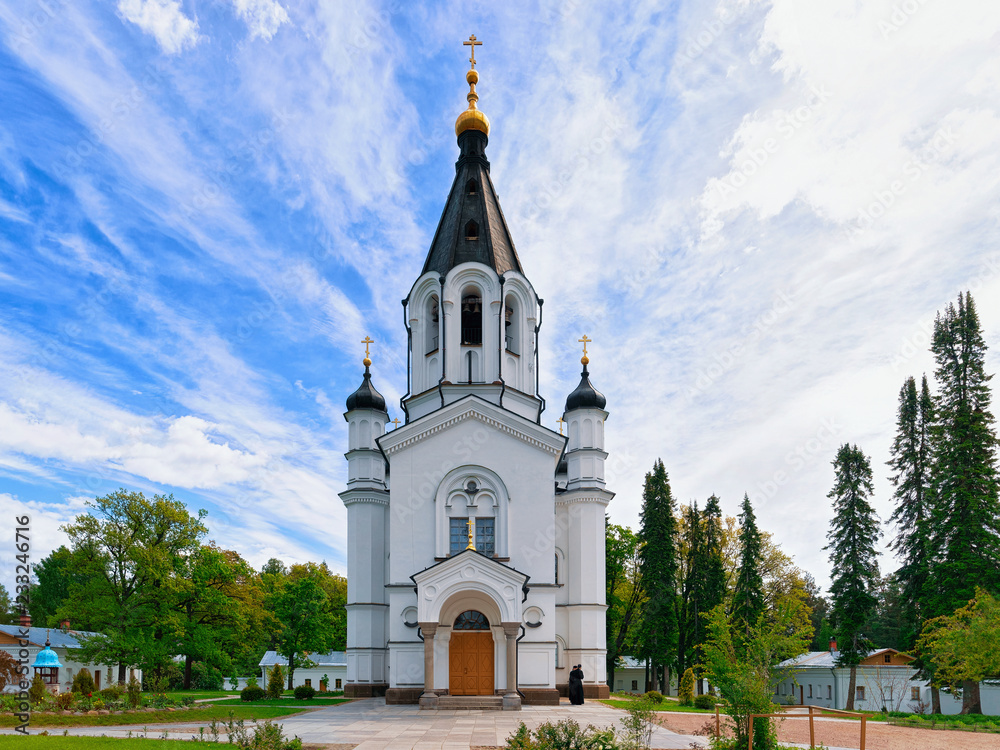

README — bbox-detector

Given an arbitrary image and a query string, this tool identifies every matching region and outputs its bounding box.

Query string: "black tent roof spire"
[421,36,523,278]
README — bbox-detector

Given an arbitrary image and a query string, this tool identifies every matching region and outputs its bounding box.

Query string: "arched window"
[425,294,439,353]
[454,610,490,630]
[504,295,519,354]
[464,220,479,240]
[461,290,482,345]
[466,179,479,195]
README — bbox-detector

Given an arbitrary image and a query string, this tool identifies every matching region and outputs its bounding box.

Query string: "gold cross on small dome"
[361,336,374,367]
[392,417,401,429]
[556,417,565,435]
[463,34,482,69]
[466,517,476,550]
[578,335,592,365]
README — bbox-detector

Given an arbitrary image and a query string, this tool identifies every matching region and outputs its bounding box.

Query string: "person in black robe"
[568,664,585,705]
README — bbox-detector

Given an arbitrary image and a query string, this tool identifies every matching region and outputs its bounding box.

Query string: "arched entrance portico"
[411,549,527,710]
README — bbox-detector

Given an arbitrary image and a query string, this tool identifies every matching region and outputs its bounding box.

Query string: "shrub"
[266,664,284,700]
[293,685,316,700]
[28,674,48,705]
[241,684,266,702]
[619,699,655,750]
[54,692,76,711]
[642,690,664,704]
[126,674,142,709]
[505,719,616,750]
[222,713,303,750]
[192,661,225,691]
[71,668,96,696]
[100,684,125,701]
[694,693,718,710]
[679,669,695,706]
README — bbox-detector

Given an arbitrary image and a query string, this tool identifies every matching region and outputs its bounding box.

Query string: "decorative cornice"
[339,490,390,507]
[555,490,614,507]
[382,399,562,457]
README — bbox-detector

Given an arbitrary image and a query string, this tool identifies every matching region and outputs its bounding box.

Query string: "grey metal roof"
[421,131,523,278]
[258,650,346,668]
[618,656,645,669]
[0,625,102,649]
[778,649,905,669]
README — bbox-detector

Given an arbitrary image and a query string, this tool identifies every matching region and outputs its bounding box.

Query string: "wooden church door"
[448,610,494,696]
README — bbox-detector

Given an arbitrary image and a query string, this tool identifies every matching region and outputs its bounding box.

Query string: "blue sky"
[1,0,999,597]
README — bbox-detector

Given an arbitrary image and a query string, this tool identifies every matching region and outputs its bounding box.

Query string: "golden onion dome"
[456,68,490,136]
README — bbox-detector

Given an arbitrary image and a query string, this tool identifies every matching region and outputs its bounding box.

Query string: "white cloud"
[230,0,290,41]
[117,0,200,54]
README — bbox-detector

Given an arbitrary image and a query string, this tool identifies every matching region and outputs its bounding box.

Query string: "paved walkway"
[6,698,708,749]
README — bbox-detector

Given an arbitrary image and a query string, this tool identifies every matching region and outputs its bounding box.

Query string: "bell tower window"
[464,220,479,240]
[466,179,479,195]
[504,294,519,354]
[461,291,482,345]
[425,295,439,354]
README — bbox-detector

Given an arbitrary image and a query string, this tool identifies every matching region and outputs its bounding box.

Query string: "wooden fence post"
[808,705,815,748]
[715,705,720,739]
[860,715,866,750]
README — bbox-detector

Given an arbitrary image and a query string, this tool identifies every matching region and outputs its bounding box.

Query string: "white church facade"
[339,43,612,709]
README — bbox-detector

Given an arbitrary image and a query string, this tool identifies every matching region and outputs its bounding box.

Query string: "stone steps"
[436,695,504,710]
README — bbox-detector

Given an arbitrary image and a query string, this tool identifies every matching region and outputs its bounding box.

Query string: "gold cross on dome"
[556,417,565,435]
[392,418,401,429]
[362,336,374,358]
[464,34,482,68]
[578,335,592,356]
[466,517,476,550]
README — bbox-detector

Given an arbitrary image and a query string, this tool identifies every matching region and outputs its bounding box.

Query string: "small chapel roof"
[0,624,101,649]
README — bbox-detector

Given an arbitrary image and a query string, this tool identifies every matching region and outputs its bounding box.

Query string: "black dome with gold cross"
[420,35,523,279]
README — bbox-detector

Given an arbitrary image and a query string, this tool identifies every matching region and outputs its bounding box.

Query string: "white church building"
[339,46,612,709]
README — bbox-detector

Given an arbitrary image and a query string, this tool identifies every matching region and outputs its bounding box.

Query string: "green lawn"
[207,697,349,707]
[0,738,198,748]
[600,698,717,714]
[164,690,238,699]
[0,705,310,728]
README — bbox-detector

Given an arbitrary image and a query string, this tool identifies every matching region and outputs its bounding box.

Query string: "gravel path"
[654,711,1000,750]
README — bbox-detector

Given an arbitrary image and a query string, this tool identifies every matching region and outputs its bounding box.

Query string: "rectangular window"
[631,680,638,691]
[476,517,496,556]
[775,684,780,695]
[911,687,920,700]
[808,684,813,698]
[450,517,467,555]
[856,686,865,701]
[95,670,101,689]
[336,678,342,689]
[827,685,832,699]
[305,679,312,687]
[884,654,892,663]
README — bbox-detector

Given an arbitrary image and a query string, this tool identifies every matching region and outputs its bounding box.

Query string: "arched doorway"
[449,610,494,696]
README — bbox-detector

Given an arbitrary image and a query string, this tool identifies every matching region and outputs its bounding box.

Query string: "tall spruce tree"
[887,374,934,647]
[926,292,1000,713]
[825,443,881,711]
[702,495,727,624]
[679,501,705,678]
[638,459,679,694]
[732,494,765,636]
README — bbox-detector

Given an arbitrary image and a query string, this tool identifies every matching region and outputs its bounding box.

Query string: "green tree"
[701,601,811,750]
[271,572,338,690]
[732,494,765,636]
[926,292,1000,714]
[701,495,727,625]
[679,502,706,680]
[60,488,208,683]
[27,546,81,628]
[918,589,1000,694]
[887,375,934,647]
[606,521,644,690]
[803,573,832,651]
[678,667,695,706]
[0,584,18,625]
[637,460,679,694]
[825,443,880,710]
[266,663,284,699]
